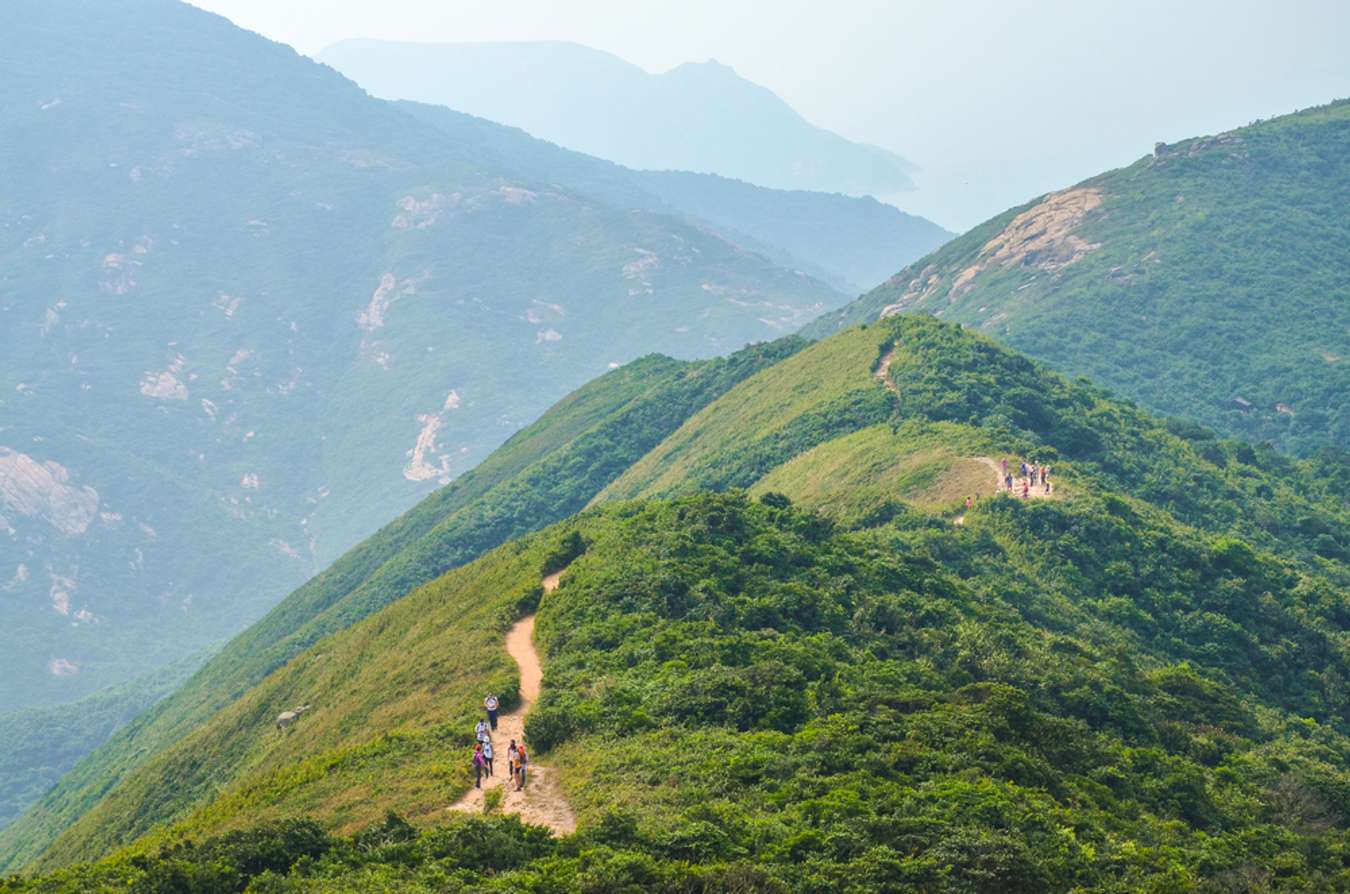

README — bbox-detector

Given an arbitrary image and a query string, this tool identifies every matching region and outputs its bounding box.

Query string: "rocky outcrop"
[0,448,99,536]
[880,187,1105,320]
[951,186,1104,297]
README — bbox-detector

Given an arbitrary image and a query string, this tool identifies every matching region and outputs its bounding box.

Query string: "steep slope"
[12,317,1348,890]
[397,101,952,293]
[0,0,843,719]
[0,659,194,830]
[317,39,918,198]
[0,338,800,869]
[805,100,1350,455]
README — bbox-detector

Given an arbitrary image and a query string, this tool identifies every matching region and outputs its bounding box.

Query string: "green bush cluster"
[12,490,1346,891]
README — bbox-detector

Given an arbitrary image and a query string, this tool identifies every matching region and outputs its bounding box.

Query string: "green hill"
[0,338,799,871]
[805,100,1350,456]
[5,316,1348,891]
[0,0,957,819]
[1,0,882,726]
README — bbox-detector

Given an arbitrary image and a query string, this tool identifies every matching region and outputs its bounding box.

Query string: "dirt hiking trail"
[873,345,900,395]
[448,570,575,834]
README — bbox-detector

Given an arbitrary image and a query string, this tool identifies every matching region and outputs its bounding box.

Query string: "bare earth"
[447,571,576,834]
[974,456,1055,501]
[873,346,900,395]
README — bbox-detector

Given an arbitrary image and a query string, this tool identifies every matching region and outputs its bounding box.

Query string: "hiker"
[483,738,494,776]
[1041,466,1049,485]
[1005,473,1013,491]
[507,739,519,782]
[1020,461,1028,478]
[475,718,490,744]
[516,744,529,790]
[472,742,487,789]
[964,495,973,511]
[1022,479,1030,499]
[485,694,500,731]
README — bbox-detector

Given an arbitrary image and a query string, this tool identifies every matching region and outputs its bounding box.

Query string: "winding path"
[448,571,576,834]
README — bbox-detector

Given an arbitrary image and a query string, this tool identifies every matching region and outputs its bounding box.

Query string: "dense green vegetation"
[604,318,1347,574]
[5,315,1346,892]
[806,100,1350,455]
[7,487,1349,891]
[0,340,797,873]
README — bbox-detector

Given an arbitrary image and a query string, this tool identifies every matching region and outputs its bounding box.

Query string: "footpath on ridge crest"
[448,570,576,834]
[875,344,1057,524]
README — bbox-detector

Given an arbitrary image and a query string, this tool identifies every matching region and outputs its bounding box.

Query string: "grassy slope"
[805,100,1350,455]
[0,339,800,873]
[34,527,556,867]
[18,317,1348,880]
[603,317,1346,570]
[11,488,1349,889]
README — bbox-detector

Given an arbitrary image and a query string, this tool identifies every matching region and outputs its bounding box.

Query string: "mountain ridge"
[5,315,1346,890]
[0,0,947,834]
[0,0,921,720]
[804,99,1350,454]
[317,37,919,198]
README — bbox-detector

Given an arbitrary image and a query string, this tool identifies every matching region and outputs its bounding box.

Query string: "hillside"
[317,39,918,198]
[0,0,864,729]
[805,100,1350,455]
[397,101,952,293]
[0,338,800,869]
[0,660,194,830]
[6,316,1348,891]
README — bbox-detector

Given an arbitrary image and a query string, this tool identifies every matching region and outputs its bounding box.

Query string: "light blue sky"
[194,0,1349,230]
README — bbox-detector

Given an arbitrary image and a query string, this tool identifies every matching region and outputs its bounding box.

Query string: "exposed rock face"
[139,354,189,401]
[952,187,1104,295]
[880,187,1105,319]
[0,449,99,536]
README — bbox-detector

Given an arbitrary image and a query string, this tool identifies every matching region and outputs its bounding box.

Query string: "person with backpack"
[484,694,500,730]
[475,718,490,744]
[472,742,487,789]
[516,744,529,790]
[507,740,519,782]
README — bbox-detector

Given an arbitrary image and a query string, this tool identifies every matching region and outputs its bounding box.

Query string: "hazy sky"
[193,0,1348,230]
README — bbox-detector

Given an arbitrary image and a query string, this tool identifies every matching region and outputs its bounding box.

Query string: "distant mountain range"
[0,0,944,737]
[318,39,919,199]
[807,100,1350,455]
[396,101,951,294]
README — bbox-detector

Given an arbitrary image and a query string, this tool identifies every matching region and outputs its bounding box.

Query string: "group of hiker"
[470,693,528,791]
[999,458,1051,498]
[962,458,1053,512]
